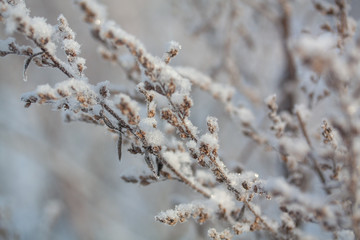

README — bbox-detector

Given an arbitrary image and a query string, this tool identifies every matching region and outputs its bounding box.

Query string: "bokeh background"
[1,1,360,239]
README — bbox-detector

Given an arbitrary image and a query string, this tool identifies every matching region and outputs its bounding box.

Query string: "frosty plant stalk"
[1,0,360,239]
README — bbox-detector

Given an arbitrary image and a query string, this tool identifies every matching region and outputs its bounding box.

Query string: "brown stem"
[297,112,330,194]
[161,159,211,198]
[338,100,360,239]
[102,102,211,199]
[278,0,297,112]
[39,46,74,78]
[296,112,312,148]
[245,201,277,235]
[206,153,277,235]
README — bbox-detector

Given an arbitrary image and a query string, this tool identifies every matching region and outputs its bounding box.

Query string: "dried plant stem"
[296,112,311,147]
[4,0,360,238]
[158,82,197,141]
[207,154,277,236]
[36,44,74,78]
[101,102,211,198]
[335,0,349,47]
[244,201,276,235]
[23,51,43,73]
[278,0,297,112]
[161,160,211,198]
[103,101,266,229]
[308,154,330,194]
[240,0,278,24]
[338,99,360,239]
[296,112,330,193]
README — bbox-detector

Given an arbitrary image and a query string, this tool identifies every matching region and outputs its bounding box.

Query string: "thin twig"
[101,102,211,198]
[297,112,330,194]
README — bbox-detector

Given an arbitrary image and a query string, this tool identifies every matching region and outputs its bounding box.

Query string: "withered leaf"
[117,132,122,162]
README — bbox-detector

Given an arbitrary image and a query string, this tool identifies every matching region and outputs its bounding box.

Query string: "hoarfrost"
[139,118,164,146]
[210,188,235,211]
[200,133,219,150]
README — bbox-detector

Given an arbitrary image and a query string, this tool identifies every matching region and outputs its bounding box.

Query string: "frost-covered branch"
[1,0,360,239]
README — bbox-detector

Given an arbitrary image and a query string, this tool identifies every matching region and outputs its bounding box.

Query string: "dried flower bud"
[321,120,334,144]
[115,93,140,125]
[144,81,154,91]
[180,95,192,117]
[207,116,219,135]
[161,108,179,126]
[156,203,210,226]
[121,176,138,183]
[167,80,176,96]
[233,223,250,235]
[147,101,156,118]
[208,228,232,240]
[163,41,181,64]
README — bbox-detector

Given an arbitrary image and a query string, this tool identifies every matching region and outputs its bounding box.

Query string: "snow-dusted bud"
[155,203,210,226]
[57,14,87,76]
[265,94,285,138]
[199,133,219,156]
[147,101,156,118]
[163,41,181,64]
[208,228,232,240]
[21,78,99,113]
[233,223,250,235]
[161,108,179,127]
[76,0,107,24]
[115,93,140,125]
[171,93,193,118]
[207,116,219,135]
[95,81,109,99]
[139,118,164,151]
[265,94,278,112]
[57,14,75,40]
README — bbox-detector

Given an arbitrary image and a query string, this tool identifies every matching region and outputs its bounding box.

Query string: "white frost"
[139,118,164,146]
[166,40,181,52]
[200,133,219,149]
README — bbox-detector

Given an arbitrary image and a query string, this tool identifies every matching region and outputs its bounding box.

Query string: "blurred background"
[1,1,360,239]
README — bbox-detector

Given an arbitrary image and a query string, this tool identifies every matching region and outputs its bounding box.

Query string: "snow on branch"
[155,201,212,226]
[1,0,360,239]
